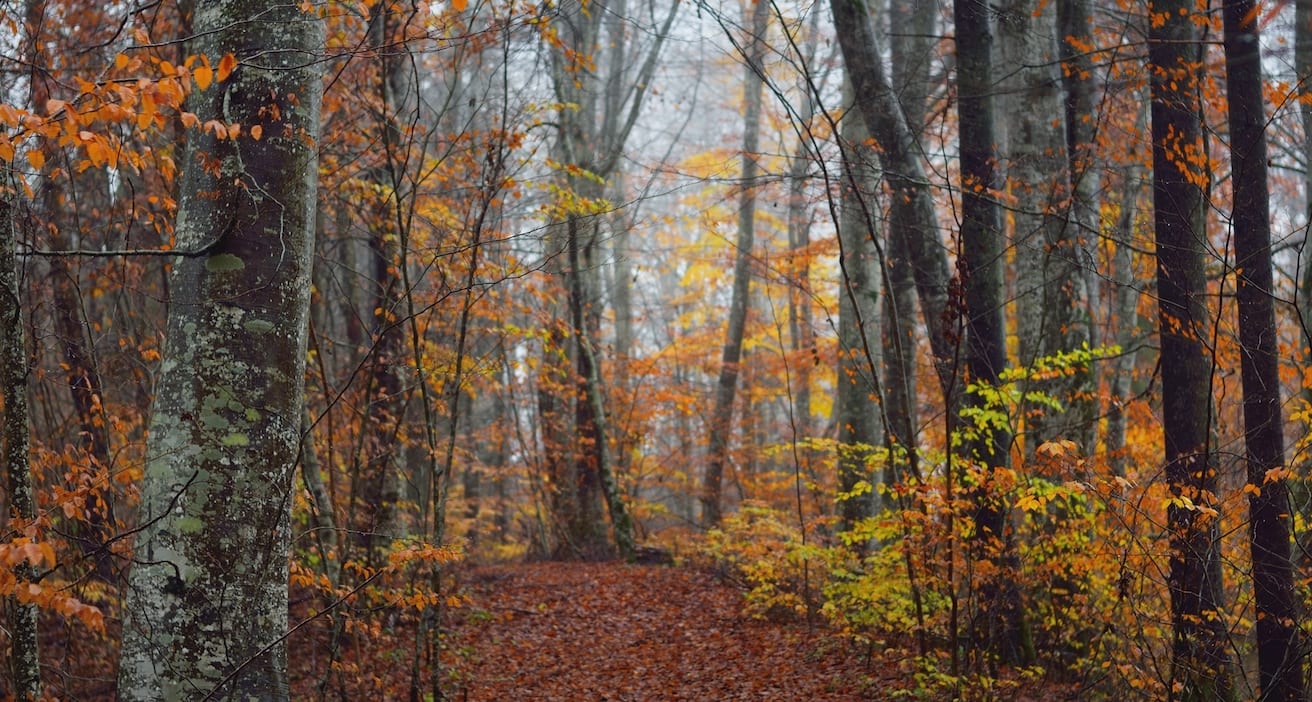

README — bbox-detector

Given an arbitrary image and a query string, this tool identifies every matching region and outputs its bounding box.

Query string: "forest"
[0,0,1310,699]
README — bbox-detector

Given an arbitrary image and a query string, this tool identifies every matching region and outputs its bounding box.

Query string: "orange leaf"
[180,112,199,129]
[452,0,468,10]
[249,124,263,141]
[25,149,43,170]
[194,64,213,91]
[115,53,129,70]
[217,53,237,82]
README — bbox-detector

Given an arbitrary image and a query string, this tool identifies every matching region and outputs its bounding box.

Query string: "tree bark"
[1222,2,1303,697]
[997,0,1094,455]
[117,2,323,698]
[955,0,1022,665]
[1,171,41,702]
[883,0,934,484]
[829,0,954,407]
[1148,1,1234,696]
[835,78,882,533]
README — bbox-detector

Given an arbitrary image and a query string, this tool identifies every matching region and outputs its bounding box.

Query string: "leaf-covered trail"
[443,562,877,701]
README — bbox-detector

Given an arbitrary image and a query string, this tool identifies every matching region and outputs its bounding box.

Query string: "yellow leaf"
[194,64,213,91]
[217,53,237,82]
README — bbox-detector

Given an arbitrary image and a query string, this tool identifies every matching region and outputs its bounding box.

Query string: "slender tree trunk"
[884,0,934,483]
[955,0,1023,665]
[829,0,955,408]
[997,0,1094,455]
[1,171,41,702]
[1106,107,1148,477]
[702,0,768,527]
[116,3,323,698]
[1148,1,1234,697]
[1223,2,1303,697]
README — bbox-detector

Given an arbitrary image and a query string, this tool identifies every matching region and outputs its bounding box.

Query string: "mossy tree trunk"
[116,2,323,699]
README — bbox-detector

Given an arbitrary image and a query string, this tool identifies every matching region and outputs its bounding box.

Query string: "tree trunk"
[829,0,955,408]
[883,0,934,483]
[1222,2,1303,697]
[835,78,883,533]
[955,0,1023,665]
[1,171,41,702]
[1148,1,1234,696]
[997,0,1094,455]
[116,2,323,698]
[701,0,768,528]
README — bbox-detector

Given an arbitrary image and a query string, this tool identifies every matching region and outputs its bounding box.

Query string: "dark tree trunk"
[1148,1,1234,697]
[954,0,1022,665]
[1223,2,1303,698]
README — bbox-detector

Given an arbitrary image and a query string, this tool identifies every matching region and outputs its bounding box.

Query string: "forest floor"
[441,561,890,701]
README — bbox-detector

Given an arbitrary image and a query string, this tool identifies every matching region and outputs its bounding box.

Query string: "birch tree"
[117,2,324,698]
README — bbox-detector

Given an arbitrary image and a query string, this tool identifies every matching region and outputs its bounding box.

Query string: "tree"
[996,0,1095,455]
[1222,1,1303,697]
[701,0,769,528]
[883,0,935,484]
[116,2,324,698]
[954,0,1022,665]
[828,0,954,407]
[541,0,674,554]
[1,169,40,702]
[834,77,882,533]
[1147,0,1233,696]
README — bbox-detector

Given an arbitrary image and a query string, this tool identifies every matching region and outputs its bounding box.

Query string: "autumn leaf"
[194,62,214,91]
[451,0,468,10]
[250,124,263,141]
[216,53,238,82]
[25,149,44,170]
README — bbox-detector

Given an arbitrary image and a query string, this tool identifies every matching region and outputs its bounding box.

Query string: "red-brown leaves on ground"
[442,562,875,701]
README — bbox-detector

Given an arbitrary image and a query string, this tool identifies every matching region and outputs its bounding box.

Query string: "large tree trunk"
[116,2,323,698]
[1147,1,1233,697]
[701,0,768,527]
[955,0,1022,665]
[835,79,882,533]
[1222,2,1303,697]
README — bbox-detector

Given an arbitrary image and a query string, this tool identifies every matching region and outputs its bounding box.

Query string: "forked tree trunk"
[117,3,323,698]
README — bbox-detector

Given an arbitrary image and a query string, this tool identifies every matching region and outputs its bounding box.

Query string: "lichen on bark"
[116,2,324,700]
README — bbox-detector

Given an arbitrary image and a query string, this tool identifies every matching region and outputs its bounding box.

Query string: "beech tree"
[117,2,324,698]
[1147,0,1233,696]
[1223,1,1302,697]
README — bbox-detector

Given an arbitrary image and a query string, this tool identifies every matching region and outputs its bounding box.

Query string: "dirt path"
[442,562,878,701]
